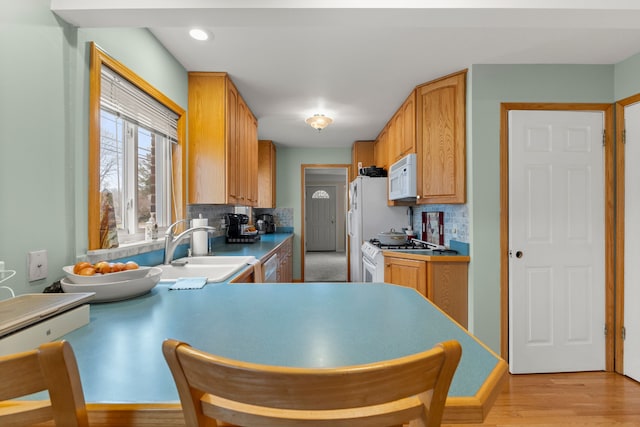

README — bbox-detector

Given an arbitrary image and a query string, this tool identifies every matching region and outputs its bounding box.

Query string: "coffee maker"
[225,213,248,238]
[257,213,276,234]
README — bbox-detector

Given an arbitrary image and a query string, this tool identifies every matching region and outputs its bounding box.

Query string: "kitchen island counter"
[47,282,506,426]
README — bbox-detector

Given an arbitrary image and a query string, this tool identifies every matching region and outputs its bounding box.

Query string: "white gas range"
[360,238,454,283]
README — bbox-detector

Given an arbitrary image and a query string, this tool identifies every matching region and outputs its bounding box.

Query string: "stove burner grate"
[368,238,458,254]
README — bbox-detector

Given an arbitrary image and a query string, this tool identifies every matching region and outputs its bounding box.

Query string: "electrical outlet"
[28,250,48,281]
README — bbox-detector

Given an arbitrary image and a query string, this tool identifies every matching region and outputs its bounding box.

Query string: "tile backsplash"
[186,205,294,235]
[186,204,464,244]
[411,204,468,246]
[187,205,233,237]
[254,207,294,228]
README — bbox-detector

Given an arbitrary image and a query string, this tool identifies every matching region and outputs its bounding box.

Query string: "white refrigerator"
[348,176,409,282]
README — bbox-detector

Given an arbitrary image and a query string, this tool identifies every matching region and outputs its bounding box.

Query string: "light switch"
[28,250,48,281]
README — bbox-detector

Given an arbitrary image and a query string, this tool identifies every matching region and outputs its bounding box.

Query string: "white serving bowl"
[61,267,162,302]
[63,265,151,284]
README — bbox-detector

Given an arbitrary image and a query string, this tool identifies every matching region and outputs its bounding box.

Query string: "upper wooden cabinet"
[374,127,389,170]
[236,96,258,206]
[372,70,466,205]
[374,92,416,168]
[258,140,276,208]
[400,93,416,158]
[187,72,258,206]
[415,70,466,204]
[389,92,416,164]
[351,140,375,181]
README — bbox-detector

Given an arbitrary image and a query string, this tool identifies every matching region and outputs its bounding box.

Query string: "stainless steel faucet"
[163,219,217,264]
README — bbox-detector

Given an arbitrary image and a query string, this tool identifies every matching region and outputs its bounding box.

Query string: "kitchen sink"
[157,256,257,282]
[171,256,257,266]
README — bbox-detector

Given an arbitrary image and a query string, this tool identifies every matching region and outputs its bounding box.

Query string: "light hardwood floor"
[444,372,640,427]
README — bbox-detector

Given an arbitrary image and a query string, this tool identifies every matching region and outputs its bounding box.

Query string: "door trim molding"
[615,93,640,373]
[499,103,614,371]
[300,164,351,283]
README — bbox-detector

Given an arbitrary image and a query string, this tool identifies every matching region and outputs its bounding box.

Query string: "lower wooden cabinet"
[233,237,293,283]
[384,257,427,296]
[277,237,293,283]
[230,267,255,283]
[384,253,468,327]
[253,236,293,283]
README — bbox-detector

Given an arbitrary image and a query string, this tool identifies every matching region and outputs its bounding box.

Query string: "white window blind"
[100,66,179,142]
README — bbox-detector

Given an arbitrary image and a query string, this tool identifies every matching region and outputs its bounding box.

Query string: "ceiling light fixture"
[189,28,209,41]
[305,114,333,131]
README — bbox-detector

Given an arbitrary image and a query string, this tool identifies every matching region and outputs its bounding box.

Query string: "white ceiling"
[52,1,640,149]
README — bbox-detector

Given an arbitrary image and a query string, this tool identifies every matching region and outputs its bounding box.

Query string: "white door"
[306,186,337,251]
[509,110,605,374]
[624,102,640,382]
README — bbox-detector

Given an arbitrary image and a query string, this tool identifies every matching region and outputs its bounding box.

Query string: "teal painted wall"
[0,0,187,295]
[0,1,71,296]
[468,64,614,351]
[615,52,640,101]
[275,147,351,279]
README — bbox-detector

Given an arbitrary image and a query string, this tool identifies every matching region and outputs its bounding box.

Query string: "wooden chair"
[163,338,462,427]
[0,340,89,427]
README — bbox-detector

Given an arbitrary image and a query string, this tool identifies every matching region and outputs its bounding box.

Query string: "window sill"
[87,240,165,264]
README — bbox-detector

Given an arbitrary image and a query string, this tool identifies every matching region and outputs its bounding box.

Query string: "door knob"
[515,251,523,258]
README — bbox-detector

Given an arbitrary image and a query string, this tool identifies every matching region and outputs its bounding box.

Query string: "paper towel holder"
[191,215,210,256]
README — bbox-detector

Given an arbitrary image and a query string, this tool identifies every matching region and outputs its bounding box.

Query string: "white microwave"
[388,153,417,200]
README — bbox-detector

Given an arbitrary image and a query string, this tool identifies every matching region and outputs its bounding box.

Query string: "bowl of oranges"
[63,260,149,284]
[61,261,161,302]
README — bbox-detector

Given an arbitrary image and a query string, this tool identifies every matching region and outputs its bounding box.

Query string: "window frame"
[89,42,186,250]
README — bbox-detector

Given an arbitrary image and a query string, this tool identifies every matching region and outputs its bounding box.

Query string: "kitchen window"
[99,111,172,244]
[88,43,186,250]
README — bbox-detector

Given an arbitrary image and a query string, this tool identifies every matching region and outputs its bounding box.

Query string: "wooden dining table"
[53,282,507,426]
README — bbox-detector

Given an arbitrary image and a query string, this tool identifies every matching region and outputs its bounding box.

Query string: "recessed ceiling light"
[189,28,209,41]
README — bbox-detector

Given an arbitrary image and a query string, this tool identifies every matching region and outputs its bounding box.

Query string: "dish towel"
[169,277,208,290]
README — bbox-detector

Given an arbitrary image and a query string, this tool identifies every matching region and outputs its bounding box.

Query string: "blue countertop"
[59,282,505,412]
